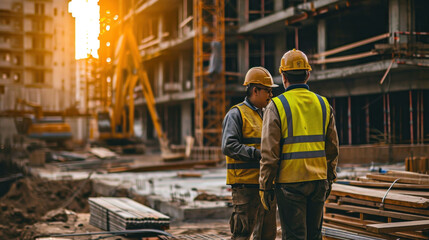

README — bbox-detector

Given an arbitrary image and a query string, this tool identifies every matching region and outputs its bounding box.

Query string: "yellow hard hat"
[279,49,312,74]
[243,67,278,87]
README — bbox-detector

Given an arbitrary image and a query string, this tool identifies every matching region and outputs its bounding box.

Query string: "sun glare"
[69,0,100,59]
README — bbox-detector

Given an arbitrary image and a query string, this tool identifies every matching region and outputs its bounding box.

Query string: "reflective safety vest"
[226,102,262,185]
[272,88,331,183]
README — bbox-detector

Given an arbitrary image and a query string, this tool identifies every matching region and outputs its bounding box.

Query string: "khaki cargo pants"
[230,186,277,240]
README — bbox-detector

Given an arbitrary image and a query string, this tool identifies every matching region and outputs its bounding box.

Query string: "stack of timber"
[327,171,429,239]
[89,197,170,231]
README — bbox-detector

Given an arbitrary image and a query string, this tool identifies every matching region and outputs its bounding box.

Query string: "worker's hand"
[259,189,274,211]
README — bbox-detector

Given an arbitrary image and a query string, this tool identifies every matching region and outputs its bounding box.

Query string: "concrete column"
[181,101,192,145]
[157,62,163,96]
[179,53,184,91]
[275,32,286,72]
[238,0,247,26]
[158,15,163,42]
[389,0,409,44]
[141,106,148,141]
[317,19,326,70]
[237,40,249,75]
[274,0,284,11]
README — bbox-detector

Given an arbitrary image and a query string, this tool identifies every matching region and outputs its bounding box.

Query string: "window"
[34,70,44,83]
[35,3,45,15]
[13,73,20,82]
[1,72,9,79]
[35,54,44,66]
[3,53,10,62]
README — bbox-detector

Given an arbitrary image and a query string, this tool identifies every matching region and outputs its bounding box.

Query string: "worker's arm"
[259,101,281,191]
[326,106,339,181]
[221,108,261,162]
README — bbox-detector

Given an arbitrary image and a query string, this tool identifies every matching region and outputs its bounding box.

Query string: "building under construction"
[93,0,429,161]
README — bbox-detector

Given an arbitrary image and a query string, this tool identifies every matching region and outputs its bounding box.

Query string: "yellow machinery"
[97,25,183,159]
[14,98,72,143]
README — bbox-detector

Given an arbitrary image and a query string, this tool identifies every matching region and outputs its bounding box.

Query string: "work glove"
[259,189,274,211]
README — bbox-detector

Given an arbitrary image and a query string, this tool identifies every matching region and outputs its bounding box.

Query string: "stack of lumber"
[326,171,429,239]
[89,197,170,231]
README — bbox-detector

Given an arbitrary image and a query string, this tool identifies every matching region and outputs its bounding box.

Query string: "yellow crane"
[96,25,183,160]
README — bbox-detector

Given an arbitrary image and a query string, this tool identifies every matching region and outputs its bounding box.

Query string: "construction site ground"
[0,148,409,240]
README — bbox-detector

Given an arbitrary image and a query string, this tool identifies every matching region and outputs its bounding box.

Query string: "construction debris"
[326,170,429,239]
[89,197,170,231]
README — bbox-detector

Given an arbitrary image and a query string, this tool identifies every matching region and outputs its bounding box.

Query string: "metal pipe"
[366,97,370,144]
[409,90,414,145]
[383,94,387,143]
[348,96,352,145]
[295,27,299,49]
[420,90,425,144]
[387,93,391,144]
[417,91,420,144]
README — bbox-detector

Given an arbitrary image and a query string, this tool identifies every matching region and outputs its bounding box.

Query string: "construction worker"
[259,49,339,240]
[222,66,278,240]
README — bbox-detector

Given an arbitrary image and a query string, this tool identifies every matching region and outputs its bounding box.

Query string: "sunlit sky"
[69,0,100,59]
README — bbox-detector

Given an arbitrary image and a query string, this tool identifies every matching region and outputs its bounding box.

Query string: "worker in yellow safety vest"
[259,49,339,240]
[222,66,278,240]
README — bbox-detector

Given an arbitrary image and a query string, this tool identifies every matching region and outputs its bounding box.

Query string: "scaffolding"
[193,0,225,147]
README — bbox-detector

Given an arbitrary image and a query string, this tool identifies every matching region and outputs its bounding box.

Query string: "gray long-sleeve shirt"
[221,97,263,162]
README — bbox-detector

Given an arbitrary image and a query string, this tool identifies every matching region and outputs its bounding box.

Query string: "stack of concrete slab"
[89,197,170,231]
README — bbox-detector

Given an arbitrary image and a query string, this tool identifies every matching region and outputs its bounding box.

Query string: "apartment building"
[0,0,75,112]
[98,0,428,156]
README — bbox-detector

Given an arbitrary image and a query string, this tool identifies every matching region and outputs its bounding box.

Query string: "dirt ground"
[0,176,98,239]
[0,176,284,240]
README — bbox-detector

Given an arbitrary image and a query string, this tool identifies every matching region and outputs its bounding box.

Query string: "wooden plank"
[324,213,380,228]
[323,222,397,240]
[90,147,117,159]
[367,220,429,233]
[389,189,429,198]
[325,203,429,221]
[107,159,219,173]
[336,180,429,190]
[385,170,429,180]
[331,184,429,208]
[325,222,429,240]
[338,197,429,216]
[366,174,429,185]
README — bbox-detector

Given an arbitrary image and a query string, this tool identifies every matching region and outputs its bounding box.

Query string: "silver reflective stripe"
[315,93,327,137]
[282,135,324,144]
[227,162,260,169]
[281,150,326,160]
[278,94,293,137]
